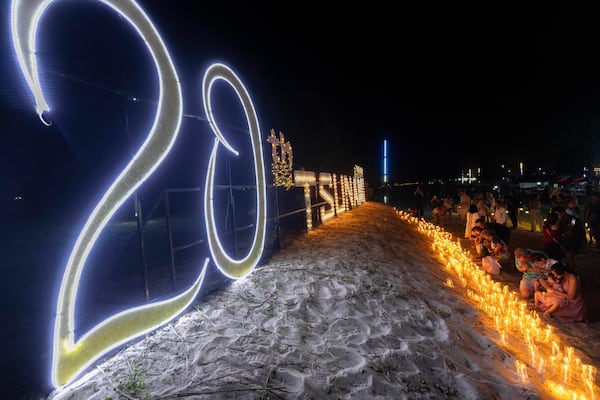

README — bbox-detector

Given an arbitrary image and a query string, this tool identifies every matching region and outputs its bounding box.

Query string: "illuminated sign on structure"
[267,129,293,190]
[318,172,335,222]
[293,168,366,230]
[12,0,365,389]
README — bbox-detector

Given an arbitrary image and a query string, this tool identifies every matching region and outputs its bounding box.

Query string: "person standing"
[414,186,425,219]
[505,190,519,229]
[528,193,543,233]
[494,200,508,226]
[430,194,441,211]
[465,204,479,238]
[542,212,565,262]
[585,192,600,249]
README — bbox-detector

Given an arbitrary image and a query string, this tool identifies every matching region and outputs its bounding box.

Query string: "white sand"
[49,202,584,399]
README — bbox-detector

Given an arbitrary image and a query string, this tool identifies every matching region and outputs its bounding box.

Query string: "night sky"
[2,3,600,200]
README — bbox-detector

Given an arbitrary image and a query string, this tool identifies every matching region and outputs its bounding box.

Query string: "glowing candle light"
[529,343,537,366]
[563,358,571,383]
[402,212,600,398]
[537,358,545,375]
[515,360,528,381]
[544,326,554,342]
[583,364,596,383]
[553,341,561,359]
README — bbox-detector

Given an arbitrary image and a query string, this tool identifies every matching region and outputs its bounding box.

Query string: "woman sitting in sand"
[535,262,587,322]
[480,230,503,275]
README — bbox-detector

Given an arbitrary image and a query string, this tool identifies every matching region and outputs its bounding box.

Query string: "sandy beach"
[41,201,599,399]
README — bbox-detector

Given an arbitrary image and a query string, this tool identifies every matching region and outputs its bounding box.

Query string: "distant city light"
[382,139,388,184]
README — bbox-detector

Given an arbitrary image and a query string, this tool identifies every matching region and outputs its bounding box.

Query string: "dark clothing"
[414,190,425,218]
[543,226,566,262]
[505,192,519,229]
[586,200,600,247]
[483,222,511,245]
[562,215,587,254]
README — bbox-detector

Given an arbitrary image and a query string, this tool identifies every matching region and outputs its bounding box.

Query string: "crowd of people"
[415,185,593,323]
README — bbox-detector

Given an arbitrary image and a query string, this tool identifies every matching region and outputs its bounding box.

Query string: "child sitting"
[534,271,567,316]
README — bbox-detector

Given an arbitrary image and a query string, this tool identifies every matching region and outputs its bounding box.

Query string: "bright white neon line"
[202,63,267,278]
[9,0,206,387]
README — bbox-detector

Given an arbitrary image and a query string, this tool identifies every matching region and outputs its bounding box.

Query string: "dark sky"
[2,2,600,198]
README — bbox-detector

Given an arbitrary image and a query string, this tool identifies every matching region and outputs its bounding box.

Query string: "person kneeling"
[535,262,587,322]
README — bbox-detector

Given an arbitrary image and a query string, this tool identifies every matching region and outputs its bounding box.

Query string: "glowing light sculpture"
[11,0,211,387]
[332,174,339,214]
[353,165,366,204]
[337,174,348,214]
[203,63,267,278]
[317,172,335,222]
[294,170,316,230]
[266,128,293,190]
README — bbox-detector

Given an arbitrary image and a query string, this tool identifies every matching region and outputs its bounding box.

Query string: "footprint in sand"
[323,317,370,345]
[321,345,366,376]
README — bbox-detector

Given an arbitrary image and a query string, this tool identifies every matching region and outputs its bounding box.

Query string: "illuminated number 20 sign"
[12,0,266,388]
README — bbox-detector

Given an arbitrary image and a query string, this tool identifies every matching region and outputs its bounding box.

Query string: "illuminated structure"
[382,139,388,185]
[520,161,524,176]
[267,129,293,190]
[317,172,335,222]
[353,165,365,204]
[293,170,316,230]
[11,0,201,387]
[202,63,267,279]
[293,167,367,230]
[12,0,366,389]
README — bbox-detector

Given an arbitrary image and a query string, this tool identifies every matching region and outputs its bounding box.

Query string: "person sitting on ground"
[470,226,484,256]
[475,217,511,245]
[514,247,548,299]
[491,235,513,271]
[534,270,566,312]
[480,229,495,257]
[480,229,502,275]
[534,261,587,322]
[530,251,559,292]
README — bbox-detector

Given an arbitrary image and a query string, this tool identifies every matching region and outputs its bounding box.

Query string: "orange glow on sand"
[397,210,598,400]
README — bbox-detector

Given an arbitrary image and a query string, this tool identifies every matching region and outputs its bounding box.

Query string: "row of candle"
[397,210,597,399]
